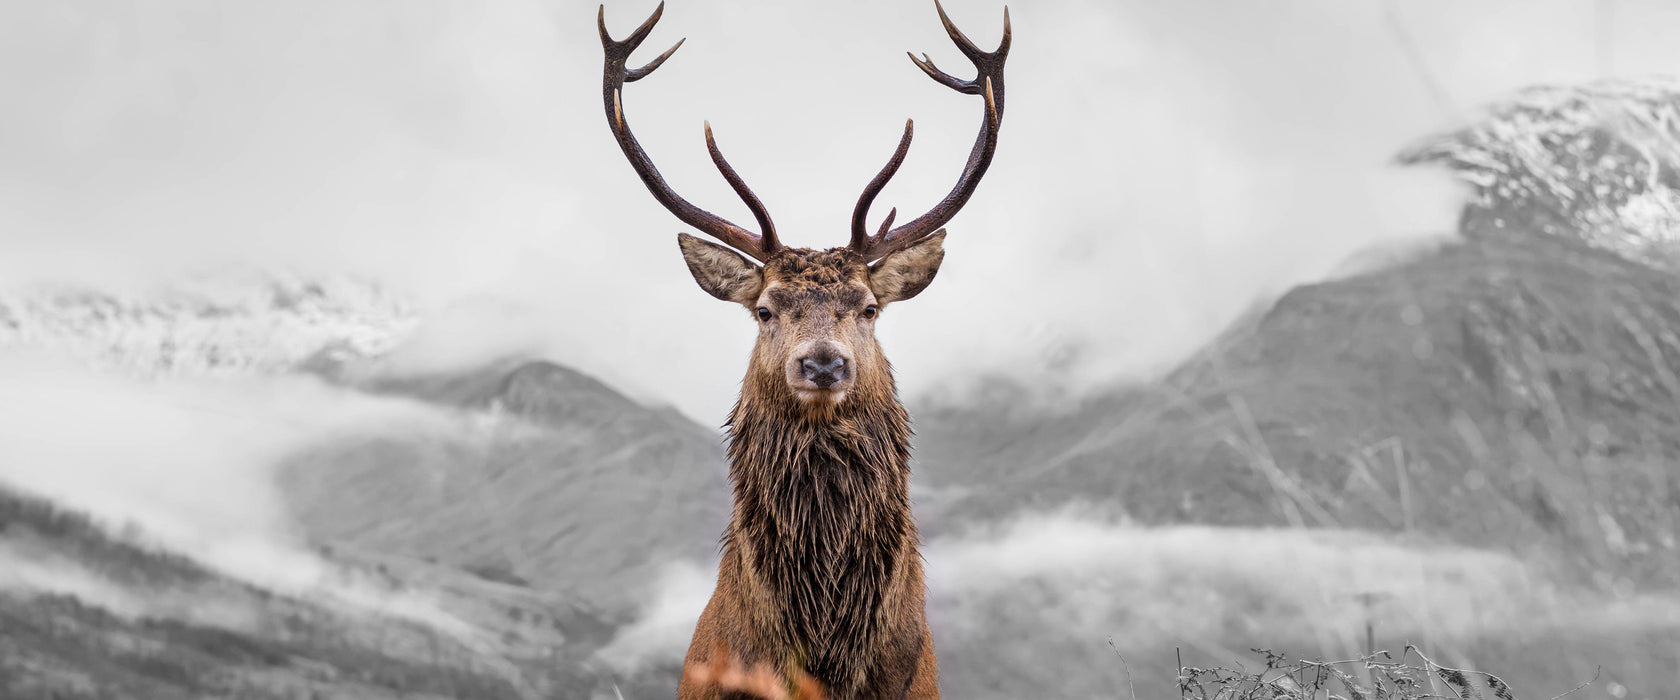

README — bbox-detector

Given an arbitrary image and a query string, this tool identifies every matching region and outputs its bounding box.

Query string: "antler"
[600,2,782,262]
[851,0,1010,262]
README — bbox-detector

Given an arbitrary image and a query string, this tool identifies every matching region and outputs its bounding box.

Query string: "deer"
[597,2,1009,698]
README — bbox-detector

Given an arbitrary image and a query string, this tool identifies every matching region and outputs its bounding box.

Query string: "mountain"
[278,358,731,613]
[0,272,723,696]
[917,79,1680,596]
[908,231,1680,698]
[903,79,1680,700]
[917,218,1680,586]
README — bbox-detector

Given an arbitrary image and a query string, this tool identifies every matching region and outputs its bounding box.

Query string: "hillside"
[918,221,1680,586]
[909,231,1680,698]
[0,484,622,699]
[0,277,731,695]
[278,359,731,612]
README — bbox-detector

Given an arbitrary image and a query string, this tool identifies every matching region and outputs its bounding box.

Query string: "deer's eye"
[861,305,879,320]
[756,307,773,322]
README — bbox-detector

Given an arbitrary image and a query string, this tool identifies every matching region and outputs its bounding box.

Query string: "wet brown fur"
[678,242,942,699]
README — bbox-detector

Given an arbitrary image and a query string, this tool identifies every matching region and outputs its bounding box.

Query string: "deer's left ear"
[868,231,945,303]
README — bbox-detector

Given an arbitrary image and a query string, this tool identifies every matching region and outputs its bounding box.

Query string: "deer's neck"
[723,390,918,685]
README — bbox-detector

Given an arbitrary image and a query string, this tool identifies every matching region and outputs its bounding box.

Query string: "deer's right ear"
[678,233,764,306]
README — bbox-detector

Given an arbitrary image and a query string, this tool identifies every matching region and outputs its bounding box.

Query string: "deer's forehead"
[764,248,867,282]
[759,249,872,308]
[764,281,871,310]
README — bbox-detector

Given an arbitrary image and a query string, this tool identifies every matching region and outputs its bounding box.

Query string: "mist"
[0,350,442,588]
[0,541,266,633]
[598,511,1680,681]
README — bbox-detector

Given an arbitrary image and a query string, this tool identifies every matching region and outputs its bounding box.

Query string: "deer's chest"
[743,455,910,666]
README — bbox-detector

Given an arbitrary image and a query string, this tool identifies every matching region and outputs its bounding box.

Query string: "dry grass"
[1176,646,1596,700]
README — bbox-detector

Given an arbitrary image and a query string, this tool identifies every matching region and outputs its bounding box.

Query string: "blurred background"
[3,0,1680,698]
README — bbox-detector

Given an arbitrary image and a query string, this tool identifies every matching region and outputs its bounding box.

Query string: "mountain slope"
[909,221,1680,700]
[0,484,617,699]
[917,229,1680,591]
[279,359,731,612]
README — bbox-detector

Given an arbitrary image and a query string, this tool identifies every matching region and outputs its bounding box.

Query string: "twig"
[1176,647,1185,700]
[1547,666,1601,700]
[1167,646,1600,700]
[1406,645,1517,700]
[1107,637,1138,700]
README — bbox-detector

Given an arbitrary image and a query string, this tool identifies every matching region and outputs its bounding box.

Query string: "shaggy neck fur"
[723,358,917,696]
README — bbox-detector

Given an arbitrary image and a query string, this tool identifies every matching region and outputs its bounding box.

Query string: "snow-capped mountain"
[0,268,417,376]
[1400,77,1680,269]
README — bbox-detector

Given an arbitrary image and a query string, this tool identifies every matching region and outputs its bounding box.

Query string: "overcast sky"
[5,0,1680,421]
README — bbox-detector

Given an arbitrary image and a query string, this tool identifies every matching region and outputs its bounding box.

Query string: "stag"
[597,3,1009,698]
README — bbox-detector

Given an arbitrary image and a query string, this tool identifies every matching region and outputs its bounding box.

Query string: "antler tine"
[850,119,914,251]
[850,1,1010,262]
[1000,7,1013,54]
[904,0,1010,95]
[599,2,780,262]
[706,122,780,257]
[907,52,972,94]
[597,2,668,57]
[933,0,984,60]
[627,37,683,82]
[596,3,683,83]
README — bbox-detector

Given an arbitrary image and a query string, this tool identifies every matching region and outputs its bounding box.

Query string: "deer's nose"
[800,355,847,389]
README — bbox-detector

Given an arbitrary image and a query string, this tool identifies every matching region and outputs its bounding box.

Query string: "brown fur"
[676,237,945,699]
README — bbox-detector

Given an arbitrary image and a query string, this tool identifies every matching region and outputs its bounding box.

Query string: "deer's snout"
[800,354,847,388]
[788,344,854,399]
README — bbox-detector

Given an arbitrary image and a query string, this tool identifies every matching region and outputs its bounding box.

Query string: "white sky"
[5,0,1680,422]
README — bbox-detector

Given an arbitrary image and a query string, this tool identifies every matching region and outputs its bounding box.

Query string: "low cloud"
[925,512,1680,647]
[0,348,508,645]
[600,511,1680,679]
[0,541,263,632]
[595,558,718,673]
[0,350,446,588]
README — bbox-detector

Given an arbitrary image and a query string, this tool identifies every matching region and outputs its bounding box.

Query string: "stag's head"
[599,1,1008,414]
[676,233,946,410]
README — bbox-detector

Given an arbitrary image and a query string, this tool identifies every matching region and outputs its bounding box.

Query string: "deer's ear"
[868,231,945,304]
[678,233,764,305]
